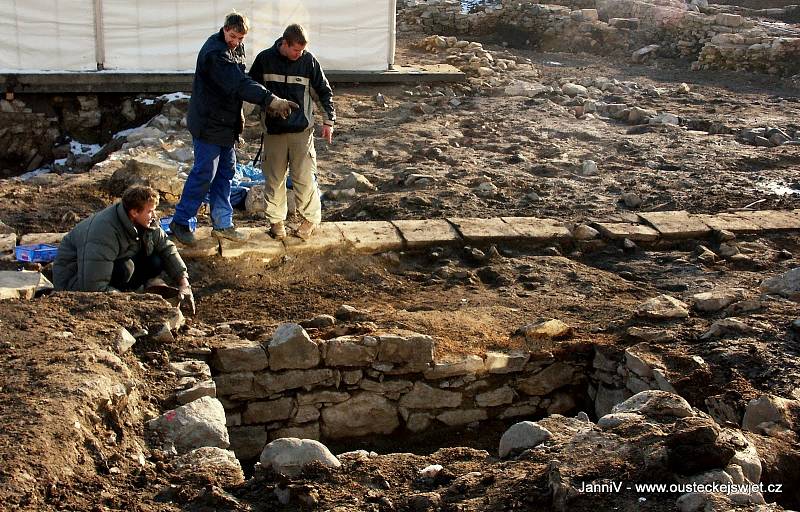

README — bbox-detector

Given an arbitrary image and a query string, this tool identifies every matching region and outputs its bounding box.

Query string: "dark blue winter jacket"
[187,29,275,146]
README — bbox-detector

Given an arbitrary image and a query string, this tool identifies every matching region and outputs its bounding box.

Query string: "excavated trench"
[172,234,800,502]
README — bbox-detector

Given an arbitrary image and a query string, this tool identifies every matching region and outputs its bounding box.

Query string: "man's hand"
[178,278,195,315]
[267,96,300,119]
[321,124,334,144]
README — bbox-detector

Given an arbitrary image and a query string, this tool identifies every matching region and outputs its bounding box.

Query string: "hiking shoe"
[270,221,287,240]
[212,226,249,242]
[296,219,317,241]
[169,220,196,246]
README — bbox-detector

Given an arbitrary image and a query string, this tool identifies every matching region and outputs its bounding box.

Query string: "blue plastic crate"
[159,216,197,234]
[15,243,59,263]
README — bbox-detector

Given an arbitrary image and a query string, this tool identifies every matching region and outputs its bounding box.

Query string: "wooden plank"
[592,222,660,242]
[638,211,712,239]
[391,219,462,248]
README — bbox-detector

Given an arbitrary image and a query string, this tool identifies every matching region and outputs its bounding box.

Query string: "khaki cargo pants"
[261,127,322,225]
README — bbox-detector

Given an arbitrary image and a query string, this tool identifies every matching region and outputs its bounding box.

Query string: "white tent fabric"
[0,0,96,71]
[0,0,395,72]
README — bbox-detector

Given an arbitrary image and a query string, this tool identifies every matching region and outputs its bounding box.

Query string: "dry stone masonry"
[212,324,593,459]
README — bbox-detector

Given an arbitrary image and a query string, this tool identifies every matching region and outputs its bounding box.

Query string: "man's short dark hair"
[283,24,308,46]
[224,11,250,34]
[122,185,159,212]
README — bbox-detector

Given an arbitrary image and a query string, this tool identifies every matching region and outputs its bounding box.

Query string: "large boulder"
[147,396,229,453]
[260,437,341,476]
[742,395,797,434]
[612,390,695,419]
[109,156,184,196]
[498,421,552,458]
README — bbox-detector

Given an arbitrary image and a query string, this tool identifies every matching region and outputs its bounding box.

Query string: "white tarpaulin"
[0,0,96,71]
[0,0,395,72]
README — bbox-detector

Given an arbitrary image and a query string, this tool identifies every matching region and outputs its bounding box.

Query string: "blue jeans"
[173,139,236,229]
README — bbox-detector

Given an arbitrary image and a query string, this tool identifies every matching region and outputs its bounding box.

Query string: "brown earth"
[1,29,800,512]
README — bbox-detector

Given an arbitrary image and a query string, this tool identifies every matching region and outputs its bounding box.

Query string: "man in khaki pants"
[248,23,335,240]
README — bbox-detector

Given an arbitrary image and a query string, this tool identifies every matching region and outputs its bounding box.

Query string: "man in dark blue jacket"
[248,24,336,241]
[169,12,298,246]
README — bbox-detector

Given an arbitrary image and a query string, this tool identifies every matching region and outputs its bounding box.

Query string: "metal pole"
[388,0,397,70]
[94,0,105,70]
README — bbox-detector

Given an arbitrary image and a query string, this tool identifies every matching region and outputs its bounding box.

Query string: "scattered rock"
[621,192,642,209]
[110,156,183,196]
[573,224,599,240]
[632,44,660,63]
[692,289,746,312]
[260,438,341,477]
[498,421,552,458]
[760,267,800,299]
[635,295,689,319]
[334,172,377,192]
[518,319,573,341]
[699,318,752,340]
[335,304,370,321]
[580,160,598,176]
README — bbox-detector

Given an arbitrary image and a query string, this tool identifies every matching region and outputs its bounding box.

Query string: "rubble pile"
[402,1,629,54]
[401,0,800,77]
[417,35,534,78]
[738,126,800,148]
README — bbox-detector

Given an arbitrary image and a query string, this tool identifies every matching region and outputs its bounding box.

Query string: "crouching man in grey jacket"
[53,185,193,309]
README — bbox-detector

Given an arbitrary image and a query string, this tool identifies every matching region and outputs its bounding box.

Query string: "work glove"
[179,283,196,316]
[267,96,300,119]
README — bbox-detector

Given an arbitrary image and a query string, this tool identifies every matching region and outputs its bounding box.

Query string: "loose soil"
[1,30,799,512]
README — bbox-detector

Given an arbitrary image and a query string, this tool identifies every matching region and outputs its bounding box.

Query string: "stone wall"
[209,322,681,460]
[399,0,498,35]
[399,0,800,76]
[0,100,60,177]
[696,30,800,75]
